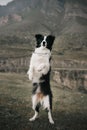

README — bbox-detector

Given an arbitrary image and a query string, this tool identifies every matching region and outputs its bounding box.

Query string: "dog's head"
[35,34,55,51]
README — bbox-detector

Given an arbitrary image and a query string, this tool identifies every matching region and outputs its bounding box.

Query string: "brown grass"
[0,73,87,130]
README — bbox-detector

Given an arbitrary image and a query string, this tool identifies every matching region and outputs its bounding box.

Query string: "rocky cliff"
[53,69,87,93]
[0,56,87,93]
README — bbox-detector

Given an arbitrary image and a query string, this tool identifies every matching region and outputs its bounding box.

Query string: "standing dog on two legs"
[27,34,55,124]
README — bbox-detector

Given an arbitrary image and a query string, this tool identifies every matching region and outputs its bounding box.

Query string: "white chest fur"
[27,47,51,82]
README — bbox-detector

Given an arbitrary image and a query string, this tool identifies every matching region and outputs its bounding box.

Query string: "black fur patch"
[32,83,39,94]
[46,35,55,50]
[32,69,52,96]
[35,34,44,48]
[35,103,40,113]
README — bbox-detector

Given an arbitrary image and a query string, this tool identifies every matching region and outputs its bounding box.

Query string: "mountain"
[0,0,87,63]
[0,0,87,35]
[0,0,64,35]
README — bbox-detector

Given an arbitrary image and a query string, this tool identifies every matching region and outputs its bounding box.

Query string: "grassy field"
[0,33,87,61]
[0,73,87,130]
[0,44,33,59]
[53,33,87,61]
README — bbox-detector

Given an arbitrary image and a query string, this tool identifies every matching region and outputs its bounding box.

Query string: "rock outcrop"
[53,69,87,92]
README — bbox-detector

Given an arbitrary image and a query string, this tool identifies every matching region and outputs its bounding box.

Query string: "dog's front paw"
[29,73,33,80]
[27,71,33,81]
[29,73,33,81]
[37,64,45,72]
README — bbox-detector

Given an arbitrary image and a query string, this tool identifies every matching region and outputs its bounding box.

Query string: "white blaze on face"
[41,36,47,47]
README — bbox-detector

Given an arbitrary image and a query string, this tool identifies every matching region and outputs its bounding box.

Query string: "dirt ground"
[0,73,87,130]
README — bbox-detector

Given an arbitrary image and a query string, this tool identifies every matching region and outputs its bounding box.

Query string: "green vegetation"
[53,33,87,61]
[0,33,87,73]
[76,17,87,26]
[0,35,30,45]
[0,32,87,60]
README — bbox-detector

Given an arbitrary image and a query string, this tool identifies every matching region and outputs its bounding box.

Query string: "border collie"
[27,34,55,124]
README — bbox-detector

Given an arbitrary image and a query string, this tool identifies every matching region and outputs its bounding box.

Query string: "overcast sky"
[0,0,13,5]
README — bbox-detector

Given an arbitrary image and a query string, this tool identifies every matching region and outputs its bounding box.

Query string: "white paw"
[27,71,33,81]
[29,117,35,121]
[37,64,45,72]
[29,115,38,121]
[29,73,33,81]
[49,119,54,124]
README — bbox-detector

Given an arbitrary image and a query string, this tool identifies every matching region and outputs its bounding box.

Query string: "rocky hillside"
[53,69,87,93]
[0,0,87,73]
[0,0,87,35]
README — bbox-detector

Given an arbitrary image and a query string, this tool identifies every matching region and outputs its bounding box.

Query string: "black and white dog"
[27,34,55,124]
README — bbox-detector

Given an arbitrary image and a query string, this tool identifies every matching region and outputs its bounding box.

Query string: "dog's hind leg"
[48,109,54,124]
[29,95,39,121]
[43,95,54,124]
[29,110,38,121]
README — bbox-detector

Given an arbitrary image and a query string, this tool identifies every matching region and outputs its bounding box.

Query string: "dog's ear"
[35,34,43,42]
[46,35,55,50]
[35,34,44,47]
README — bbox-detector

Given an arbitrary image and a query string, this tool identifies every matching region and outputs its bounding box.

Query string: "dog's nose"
[43,41,46,46]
